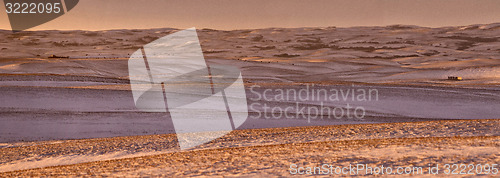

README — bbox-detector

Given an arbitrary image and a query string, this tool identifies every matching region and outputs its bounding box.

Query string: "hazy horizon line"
[2,22,500,32]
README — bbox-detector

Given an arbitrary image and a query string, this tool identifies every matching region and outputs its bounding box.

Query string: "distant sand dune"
[2,23,500,85]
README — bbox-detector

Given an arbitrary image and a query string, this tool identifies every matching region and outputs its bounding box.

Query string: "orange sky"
[1,0,500,30]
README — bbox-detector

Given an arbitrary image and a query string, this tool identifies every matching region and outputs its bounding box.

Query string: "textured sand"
[0,119,498,176]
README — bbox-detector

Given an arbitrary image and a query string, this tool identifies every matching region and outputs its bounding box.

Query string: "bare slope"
[1,23,500,85]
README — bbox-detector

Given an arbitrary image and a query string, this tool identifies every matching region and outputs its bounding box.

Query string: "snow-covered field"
[0,24,499,175]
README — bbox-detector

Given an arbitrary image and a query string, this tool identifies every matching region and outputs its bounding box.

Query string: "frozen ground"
[0,76,499,142]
